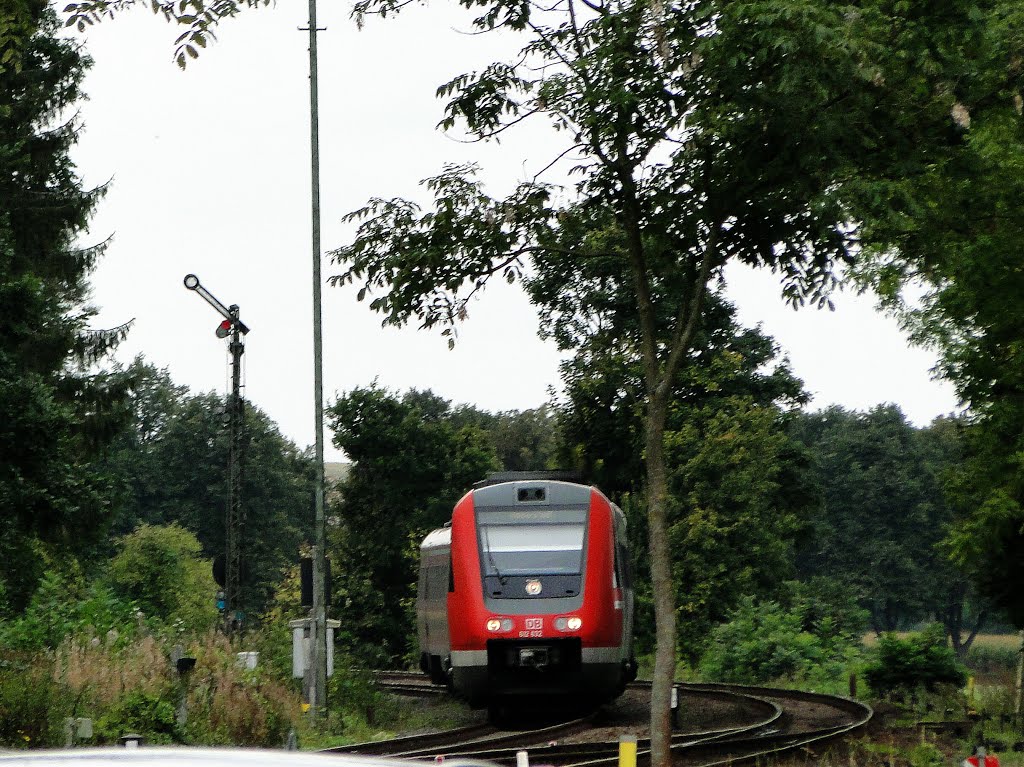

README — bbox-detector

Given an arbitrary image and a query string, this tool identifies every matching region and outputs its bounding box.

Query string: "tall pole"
[182,275,250,636]
[226,305,245,634]
[306,0,328,715]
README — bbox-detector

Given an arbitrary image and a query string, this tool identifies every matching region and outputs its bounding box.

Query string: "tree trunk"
[959,610,987,658]
[645,392,675,767]
[944,588,965,657]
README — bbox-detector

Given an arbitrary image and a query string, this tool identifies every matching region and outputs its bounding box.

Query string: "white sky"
[71,2,960,462]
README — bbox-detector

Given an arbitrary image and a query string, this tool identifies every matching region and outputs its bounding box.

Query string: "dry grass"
[51,631,304,747]
[183,632,303,747]
[56,634,174,710]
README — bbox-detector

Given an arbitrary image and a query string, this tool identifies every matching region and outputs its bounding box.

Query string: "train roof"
[471,470,583,488]
[473,478,596,509]
[420,525,451,550]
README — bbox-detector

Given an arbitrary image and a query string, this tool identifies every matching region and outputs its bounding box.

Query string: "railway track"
[326,675,870,766]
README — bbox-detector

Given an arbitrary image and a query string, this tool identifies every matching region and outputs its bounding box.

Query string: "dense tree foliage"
[789,407,988,651]
[553,294,806,497]
[106,524,218,632]
[324,0,1012,752]
[99,359,315,616]
[0,0,128,613]
[326,385,498,665]
[845,0,1024,629]
[548,291,813,655]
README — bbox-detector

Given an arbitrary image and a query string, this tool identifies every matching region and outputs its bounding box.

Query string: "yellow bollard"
[619,735,638,767]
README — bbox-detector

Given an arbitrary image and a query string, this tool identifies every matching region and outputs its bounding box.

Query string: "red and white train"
[416,474,636,709]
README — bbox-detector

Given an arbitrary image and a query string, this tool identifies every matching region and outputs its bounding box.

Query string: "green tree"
[667,399,811,656]
[548,291,811,656]
[845,1,1024,630]
[0,0,128,612]
[106,523,218,632]
[100,359,315,616]
[790,406,938,632]
[552,293,806,498]
[788,407,985,647]
[326,385,498,665]
[489,406,559,472]
[918,417,991,657]
[324,0,1000,753]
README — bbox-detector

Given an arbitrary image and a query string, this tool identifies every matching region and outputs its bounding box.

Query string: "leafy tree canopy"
[323,0,1010,755]
[845,1,1024,628]
[326,385,498,665]
[1,0,128,612]
[787,407,990,647]
[99,359,315,616]
[106,523,218,632]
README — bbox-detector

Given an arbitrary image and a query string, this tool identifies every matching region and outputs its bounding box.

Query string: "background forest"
[3,0,1024,753]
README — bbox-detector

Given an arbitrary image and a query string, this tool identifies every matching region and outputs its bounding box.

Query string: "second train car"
[416,475,636,708]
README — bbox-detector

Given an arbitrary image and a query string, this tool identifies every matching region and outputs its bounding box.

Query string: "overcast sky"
[71,1,960,462]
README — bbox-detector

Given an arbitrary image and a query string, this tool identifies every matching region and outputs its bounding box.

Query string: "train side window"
[618,543,633,589]
[434,561,446,598]
[448,552,455,593]
[612,543,621,589]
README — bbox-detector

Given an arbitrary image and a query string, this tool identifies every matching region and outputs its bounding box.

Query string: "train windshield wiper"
[483,527,507,585]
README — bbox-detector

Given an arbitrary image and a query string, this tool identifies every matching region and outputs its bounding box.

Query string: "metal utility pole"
[183,274,250,634]
[301,0,328,714]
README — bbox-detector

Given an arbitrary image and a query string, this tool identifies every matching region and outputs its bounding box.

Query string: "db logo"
[525,618,543,630]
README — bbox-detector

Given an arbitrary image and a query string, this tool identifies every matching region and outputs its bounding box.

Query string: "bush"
[106,525,218,634]
[699,595,850,684]
[0,571,80,651]
[864,624,967,697]
[0,655,66,748]
[95,690,179,744]
[784,577,870,642]
[0,574,140,653]
[328,657,393,729]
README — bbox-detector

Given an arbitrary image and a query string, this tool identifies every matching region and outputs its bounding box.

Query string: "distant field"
[970,633,1024,650]
[861,632,1021,678]
[861,632,1022,649]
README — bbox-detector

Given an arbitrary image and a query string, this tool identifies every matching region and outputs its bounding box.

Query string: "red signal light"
[215,319,232,339]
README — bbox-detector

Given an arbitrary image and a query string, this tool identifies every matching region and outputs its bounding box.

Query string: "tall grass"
[51,631,302,746]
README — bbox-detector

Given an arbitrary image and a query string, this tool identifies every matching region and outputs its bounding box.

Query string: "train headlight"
[486,618,514,632]
[567,617,582,631]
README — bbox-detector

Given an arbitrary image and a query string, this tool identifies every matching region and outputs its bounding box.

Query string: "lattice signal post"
[184,274,250,633]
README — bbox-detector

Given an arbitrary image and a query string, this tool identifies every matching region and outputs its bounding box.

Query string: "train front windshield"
[479,520,586,576]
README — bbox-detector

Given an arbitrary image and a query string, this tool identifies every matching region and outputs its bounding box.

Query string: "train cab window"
[479,522,586,576]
